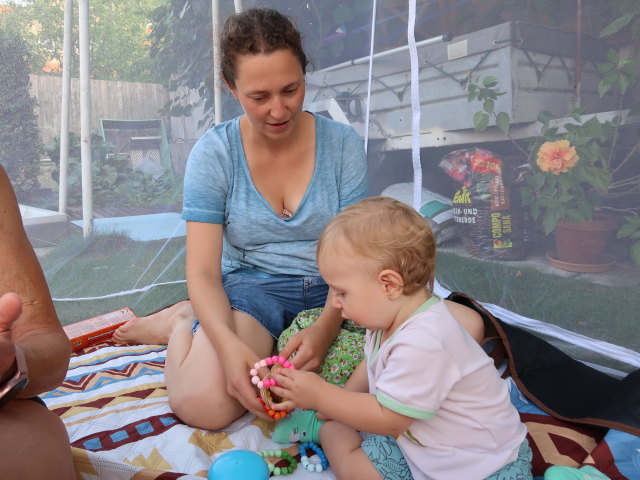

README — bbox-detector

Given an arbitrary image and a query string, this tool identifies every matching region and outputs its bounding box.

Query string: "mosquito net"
[2,0,639,375]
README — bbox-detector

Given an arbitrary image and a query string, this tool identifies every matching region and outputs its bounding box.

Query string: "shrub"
[46,133,183,210]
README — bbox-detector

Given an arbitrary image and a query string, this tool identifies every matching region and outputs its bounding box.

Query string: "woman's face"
[230,48,306,141]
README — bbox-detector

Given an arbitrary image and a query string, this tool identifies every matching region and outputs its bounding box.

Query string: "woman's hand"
[270,368,326,411]
[218,339,271,420]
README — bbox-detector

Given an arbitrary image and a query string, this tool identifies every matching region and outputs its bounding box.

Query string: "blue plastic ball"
[208,450,269,480]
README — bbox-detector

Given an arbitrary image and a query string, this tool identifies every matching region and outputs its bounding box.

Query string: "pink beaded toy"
[249,355,295,389]
[249,355,296,420]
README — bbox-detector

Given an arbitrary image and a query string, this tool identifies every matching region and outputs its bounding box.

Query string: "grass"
[39,230,188,326]
[37,230,638,371]
[436,250,640,372]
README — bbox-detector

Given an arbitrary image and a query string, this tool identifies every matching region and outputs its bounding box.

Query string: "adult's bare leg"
[0,399,74,479]
[164,310,274,430]
[113,300,195,345]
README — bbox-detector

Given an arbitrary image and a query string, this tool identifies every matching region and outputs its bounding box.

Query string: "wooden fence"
[28,75,210,173]
[29,75,171,146]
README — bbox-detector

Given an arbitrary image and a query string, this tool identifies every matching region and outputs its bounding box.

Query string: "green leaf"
[496,112,510,134]
[477,88,489,101]
[617,74,631,95]
[520,186,534,205]
[542,210,563,235]
[483,99,495,114]
[537,110,554,126]
[606,48,620,64]
[532,171,546,189]
[599,72,617,97]
[630,241,640,268]
[482,76,498,87]
[600,13,634,37]
[619,225,638,239]
[473,112,490,131]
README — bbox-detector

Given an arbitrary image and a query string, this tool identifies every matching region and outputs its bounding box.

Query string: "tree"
[4,0,167,83]
[0,24,42,197]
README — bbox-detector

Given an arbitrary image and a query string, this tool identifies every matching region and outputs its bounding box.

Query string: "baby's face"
[318,244,392,331]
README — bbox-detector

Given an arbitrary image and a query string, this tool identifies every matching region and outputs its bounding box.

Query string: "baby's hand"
[270,368,325,412]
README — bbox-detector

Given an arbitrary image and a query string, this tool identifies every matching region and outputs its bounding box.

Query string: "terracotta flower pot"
[553,215,617,266]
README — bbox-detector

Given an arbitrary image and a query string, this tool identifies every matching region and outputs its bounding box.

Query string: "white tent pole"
[233,0,242,13]
[58,0,72,214]
[79,0,93,237]
[363,0,378,154]
[212,0,222,125]
[408,0,422,211]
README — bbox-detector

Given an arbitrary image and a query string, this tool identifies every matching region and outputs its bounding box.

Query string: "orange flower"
[42,58,62,73]
[536,140,579,175]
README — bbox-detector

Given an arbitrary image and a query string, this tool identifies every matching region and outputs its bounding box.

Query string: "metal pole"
[322,34,451,72]
[58,0,72,214]
[212,0,222,125]
[79,0,93,237]
[233,0,242,13]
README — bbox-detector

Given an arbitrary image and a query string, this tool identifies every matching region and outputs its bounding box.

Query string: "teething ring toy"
[299,442,329,472]
[249,356,295,420]
[257,449,298,476]
[250,355,295,389]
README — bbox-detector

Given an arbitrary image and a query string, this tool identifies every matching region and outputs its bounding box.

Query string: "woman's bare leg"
[164,310,274,430]
[320,421,381,480]
[113,300,195,345]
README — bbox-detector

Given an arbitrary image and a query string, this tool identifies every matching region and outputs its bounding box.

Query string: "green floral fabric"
[277,308,366,387]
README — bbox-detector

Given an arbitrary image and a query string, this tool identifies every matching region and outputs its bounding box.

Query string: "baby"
[270,196,533,480]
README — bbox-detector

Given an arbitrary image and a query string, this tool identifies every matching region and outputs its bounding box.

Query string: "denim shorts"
[192,270,329,339]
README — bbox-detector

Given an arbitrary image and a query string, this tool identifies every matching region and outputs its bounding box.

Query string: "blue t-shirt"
[182,113,368,276]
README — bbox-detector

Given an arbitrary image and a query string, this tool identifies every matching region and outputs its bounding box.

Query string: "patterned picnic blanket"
[42,332,640,479]
[43,342,330,480]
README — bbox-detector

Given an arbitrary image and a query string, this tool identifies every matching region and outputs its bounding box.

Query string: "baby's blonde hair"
[317,196,436,294]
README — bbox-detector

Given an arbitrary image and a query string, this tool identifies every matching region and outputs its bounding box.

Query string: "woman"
[115,7,368,430]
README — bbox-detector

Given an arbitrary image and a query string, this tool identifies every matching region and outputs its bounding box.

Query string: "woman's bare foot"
[112,300,195,345]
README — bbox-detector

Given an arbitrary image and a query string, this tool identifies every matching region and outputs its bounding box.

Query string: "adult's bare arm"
[0,167,71,397]
[185,221,268,419]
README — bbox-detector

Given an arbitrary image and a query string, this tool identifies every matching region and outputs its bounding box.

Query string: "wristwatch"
[0,345,29,409]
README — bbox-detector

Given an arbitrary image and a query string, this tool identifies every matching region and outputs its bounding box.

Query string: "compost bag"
[439,148,530,260]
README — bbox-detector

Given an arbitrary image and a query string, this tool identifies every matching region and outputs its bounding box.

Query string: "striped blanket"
[42,334,640,479]
[43,342,330,480]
